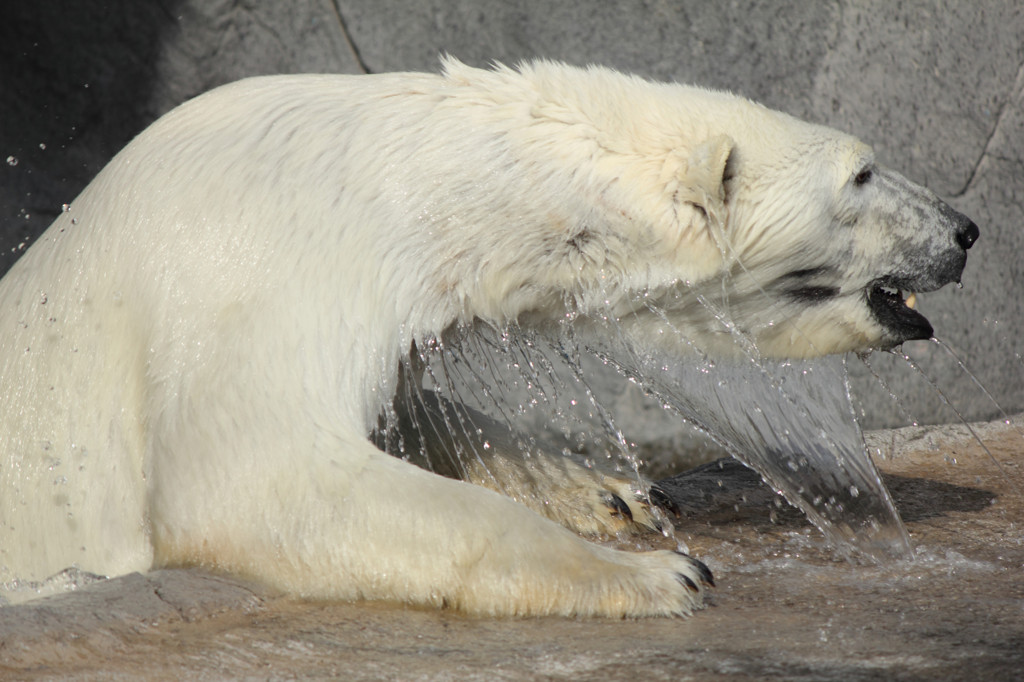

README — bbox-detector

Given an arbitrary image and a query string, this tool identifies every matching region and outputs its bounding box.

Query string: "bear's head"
[438,60,977,362]
[493,62,979,360]
[644,117,981,359]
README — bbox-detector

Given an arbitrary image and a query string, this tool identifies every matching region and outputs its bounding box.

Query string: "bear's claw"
[648,483,681,517]
[677,572,700,593]
[677,551,716,588]
[602,492,634,522]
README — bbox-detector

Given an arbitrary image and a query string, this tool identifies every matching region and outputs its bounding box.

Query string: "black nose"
[956,218,980,250]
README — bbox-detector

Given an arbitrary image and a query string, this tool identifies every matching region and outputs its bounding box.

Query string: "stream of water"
[382,316,917,561]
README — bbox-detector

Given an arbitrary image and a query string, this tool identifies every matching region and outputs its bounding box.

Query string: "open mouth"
[866,278,933,343]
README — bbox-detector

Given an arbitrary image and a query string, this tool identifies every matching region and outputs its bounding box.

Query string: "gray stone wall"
[2,1,1021,430]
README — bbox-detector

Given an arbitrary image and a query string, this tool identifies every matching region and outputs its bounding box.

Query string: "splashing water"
[593,342,912,559]
[928,337,1024,435]
[378,313,913,560]
[372,324,699,547]
[878,341,1020,489]
[1,567,106,606]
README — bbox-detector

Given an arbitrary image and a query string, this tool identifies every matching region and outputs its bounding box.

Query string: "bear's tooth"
[905,292,917,309]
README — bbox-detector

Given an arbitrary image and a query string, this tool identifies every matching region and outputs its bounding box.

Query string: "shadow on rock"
[656,457,995,529]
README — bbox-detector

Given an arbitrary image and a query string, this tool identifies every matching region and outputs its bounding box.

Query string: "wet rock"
[0,570,268,670]
[1,419,1022,680]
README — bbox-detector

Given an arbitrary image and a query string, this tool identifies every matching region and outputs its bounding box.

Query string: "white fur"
[0,59,972,616]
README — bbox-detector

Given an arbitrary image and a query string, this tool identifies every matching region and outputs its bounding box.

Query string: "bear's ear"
[675,134,736,222]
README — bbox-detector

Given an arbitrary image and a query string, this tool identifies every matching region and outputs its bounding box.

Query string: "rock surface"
[2,418,1021,681]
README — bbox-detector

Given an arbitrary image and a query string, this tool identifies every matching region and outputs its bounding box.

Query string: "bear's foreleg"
[151,438,709,617]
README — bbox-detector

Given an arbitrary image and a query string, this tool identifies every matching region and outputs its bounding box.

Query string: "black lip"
[866,279,934,343]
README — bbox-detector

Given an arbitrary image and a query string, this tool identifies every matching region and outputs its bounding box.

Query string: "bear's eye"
[853,167,873,186]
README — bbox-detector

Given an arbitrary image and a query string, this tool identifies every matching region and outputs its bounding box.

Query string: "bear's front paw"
[466,452,679,538]
[600,548,714,617]
[590,477,676,537]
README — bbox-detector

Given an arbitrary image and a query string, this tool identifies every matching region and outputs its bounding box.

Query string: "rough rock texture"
[2,418,1021,680]
[1,1,1021,429]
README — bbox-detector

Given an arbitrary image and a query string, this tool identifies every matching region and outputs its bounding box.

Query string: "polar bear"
[0,59,976,616]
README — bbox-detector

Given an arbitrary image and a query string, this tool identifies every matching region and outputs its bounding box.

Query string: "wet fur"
[0,60,974,615]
